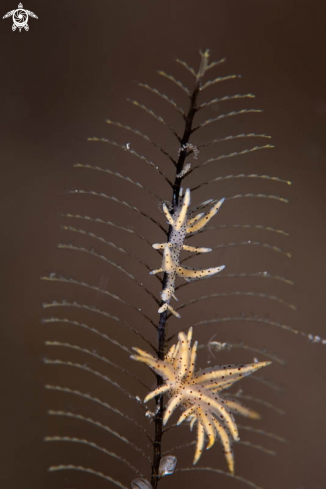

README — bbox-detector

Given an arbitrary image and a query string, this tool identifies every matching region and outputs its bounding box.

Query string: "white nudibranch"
[150,188,225,318]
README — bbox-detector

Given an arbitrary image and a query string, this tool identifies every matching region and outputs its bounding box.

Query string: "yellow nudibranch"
[131,327,271,473]
[150,188,225,317]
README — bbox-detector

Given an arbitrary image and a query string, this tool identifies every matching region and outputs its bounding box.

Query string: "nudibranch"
[150,188,225,317]
[131,327,271,474]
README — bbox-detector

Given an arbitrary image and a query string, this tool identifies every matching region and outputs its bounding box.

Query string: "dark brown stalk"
[150,56,205,489]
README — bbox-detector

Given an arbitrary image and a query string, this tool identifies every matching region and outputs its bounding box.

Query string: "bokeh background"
[1,1,326,488]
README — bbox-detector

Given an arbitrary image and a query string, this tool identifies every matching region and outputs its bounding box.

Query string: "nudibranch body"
[131,327,271,473]
[150,188,225,317]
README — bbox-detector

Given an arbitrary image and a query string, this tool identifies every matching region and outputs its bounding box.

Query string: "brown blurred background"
[1,1,326,488]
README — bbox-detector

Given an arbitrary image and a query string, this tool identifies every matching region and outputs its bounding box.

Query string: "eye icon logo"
[3,3,38,32]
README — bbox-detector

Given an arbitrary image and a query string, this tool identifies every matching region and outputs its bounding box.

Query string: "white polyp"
[131,478,153,489]
[158,455,177,477]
